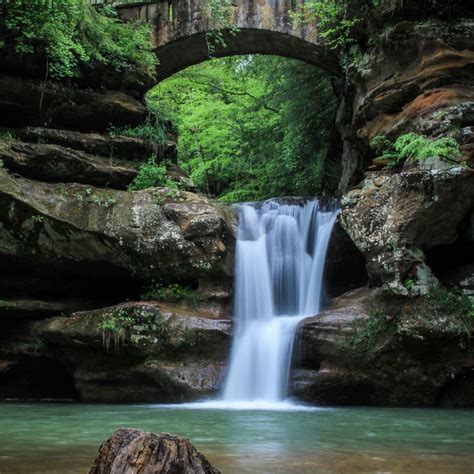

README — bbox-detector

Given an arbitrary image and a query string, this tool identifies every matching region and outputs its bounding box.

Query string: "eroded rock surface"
[89,428,220,474]
[335,17,474,192]
[0,301,231,402]
[294,287,474,407]
[340,167,474,295]
[0,169,233,285]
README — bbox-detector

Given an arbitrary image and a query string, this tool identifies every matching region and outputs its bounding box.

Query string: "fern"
[371,133,462,169]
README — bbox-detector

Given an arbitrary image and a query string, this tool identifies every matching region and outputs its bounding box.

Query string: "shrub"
[128,159,178,191]
[108,114,169,146]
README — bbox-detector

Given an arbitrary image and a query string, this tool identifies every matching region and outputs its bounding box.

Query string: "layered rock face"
[0,74,235,402]
[334,9,474,296]
[0,3,473,407]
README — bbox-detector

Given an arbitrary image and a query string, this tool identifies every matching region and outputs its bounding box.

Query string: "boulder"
[340,167,474,294]
[0,169,234,286]
[89,428,220,474]
[294,287,474,407]
[25,301,232,402]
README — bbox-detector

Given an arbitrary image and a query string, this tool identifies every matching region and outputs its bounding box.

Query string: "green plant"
[0,159,4,168]
[0,0,157,80]
[175,326,206,352]
[128,158,179,191]
[0,130,15,142]
[348,307,392,351]
[141,283,204,309]
[98,307,135,352]
[149,55,336,201]
[32,215,44,223]
[428,287,473,349]
[371,133,462,169]
[203,0,240,55]
[108,114,169,146]
[404,277,415,291]
[289,0,360,51]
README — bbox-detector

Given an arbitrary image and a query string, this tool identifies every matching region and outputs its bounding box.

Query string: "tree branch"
[184,76,280,114]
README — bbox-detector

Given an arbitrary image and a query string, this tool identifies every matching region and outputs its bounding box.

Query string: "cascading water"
[222,198,339,405]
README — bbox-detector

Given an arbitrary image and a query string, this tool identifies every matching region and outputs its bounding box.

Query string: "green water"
[0,403,473,473]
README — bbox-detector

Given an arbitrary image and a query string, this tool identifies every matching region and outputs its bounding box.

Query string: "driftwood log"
[89,428,220,474]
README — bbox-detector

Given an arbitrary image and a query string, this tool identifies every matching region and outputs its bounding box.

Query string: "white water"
[222,198,339,406]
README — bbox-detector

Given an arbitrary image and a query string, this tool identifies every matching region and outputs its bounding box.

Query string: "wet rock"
[294,287,474,407]
[89,428,220,474]
[29,301,231,402]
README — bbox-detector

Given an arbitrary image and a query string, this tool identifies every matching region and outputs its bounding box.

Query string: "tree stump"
[89,428,220,474]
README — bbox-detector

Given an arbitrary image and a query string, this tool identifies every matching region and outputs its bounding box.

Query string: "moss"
[141,283,204,309]
[347,307,396,352]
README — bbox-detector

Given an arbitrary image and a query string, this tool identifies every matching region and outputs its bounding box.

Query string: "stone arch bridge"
[116,0,341,82]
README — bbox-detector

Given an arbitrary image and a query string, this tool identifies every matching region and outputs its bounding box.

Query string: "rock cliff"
[0,1,472,406]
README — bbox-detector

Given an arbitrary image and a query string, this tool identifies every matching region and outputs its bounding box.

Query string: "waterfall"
[222,198,339,404]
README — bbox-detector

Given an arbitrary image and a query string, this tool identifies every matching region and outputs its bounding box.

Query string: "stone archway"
[117,0,341,82]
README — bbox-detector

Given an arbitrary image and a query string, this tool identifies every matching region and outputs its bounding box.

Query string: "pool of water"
[0,403,473,473]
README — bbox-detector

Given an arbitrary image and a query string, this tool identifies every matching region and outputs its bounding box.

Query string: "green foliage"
[108,113,169,146]
[142,283,204,309]
[429,287,474,322]
[289,0,360,50]
[0,0,156,80]
[348,307,392,351]
[148,55,337,201]
[31,214,44,223]
[98,307,135,352]
[128,159,178,191]
[429,286,473,349]
[371,133,462,168]
[403,277,415,291]
[403,286,474,350]
[203,0,239,55]
[0,130,16,142]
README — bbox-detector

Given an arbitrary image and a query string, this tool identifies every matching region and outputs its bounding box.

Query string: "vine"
[203,0,239,56]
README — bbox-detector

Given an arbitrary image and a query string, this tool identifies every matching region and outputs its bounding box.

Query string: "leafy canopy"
[148,55,337,202]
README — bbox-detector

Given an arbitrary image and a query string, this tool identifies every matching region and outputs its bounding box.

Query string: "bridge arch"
[117,0,341,82]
